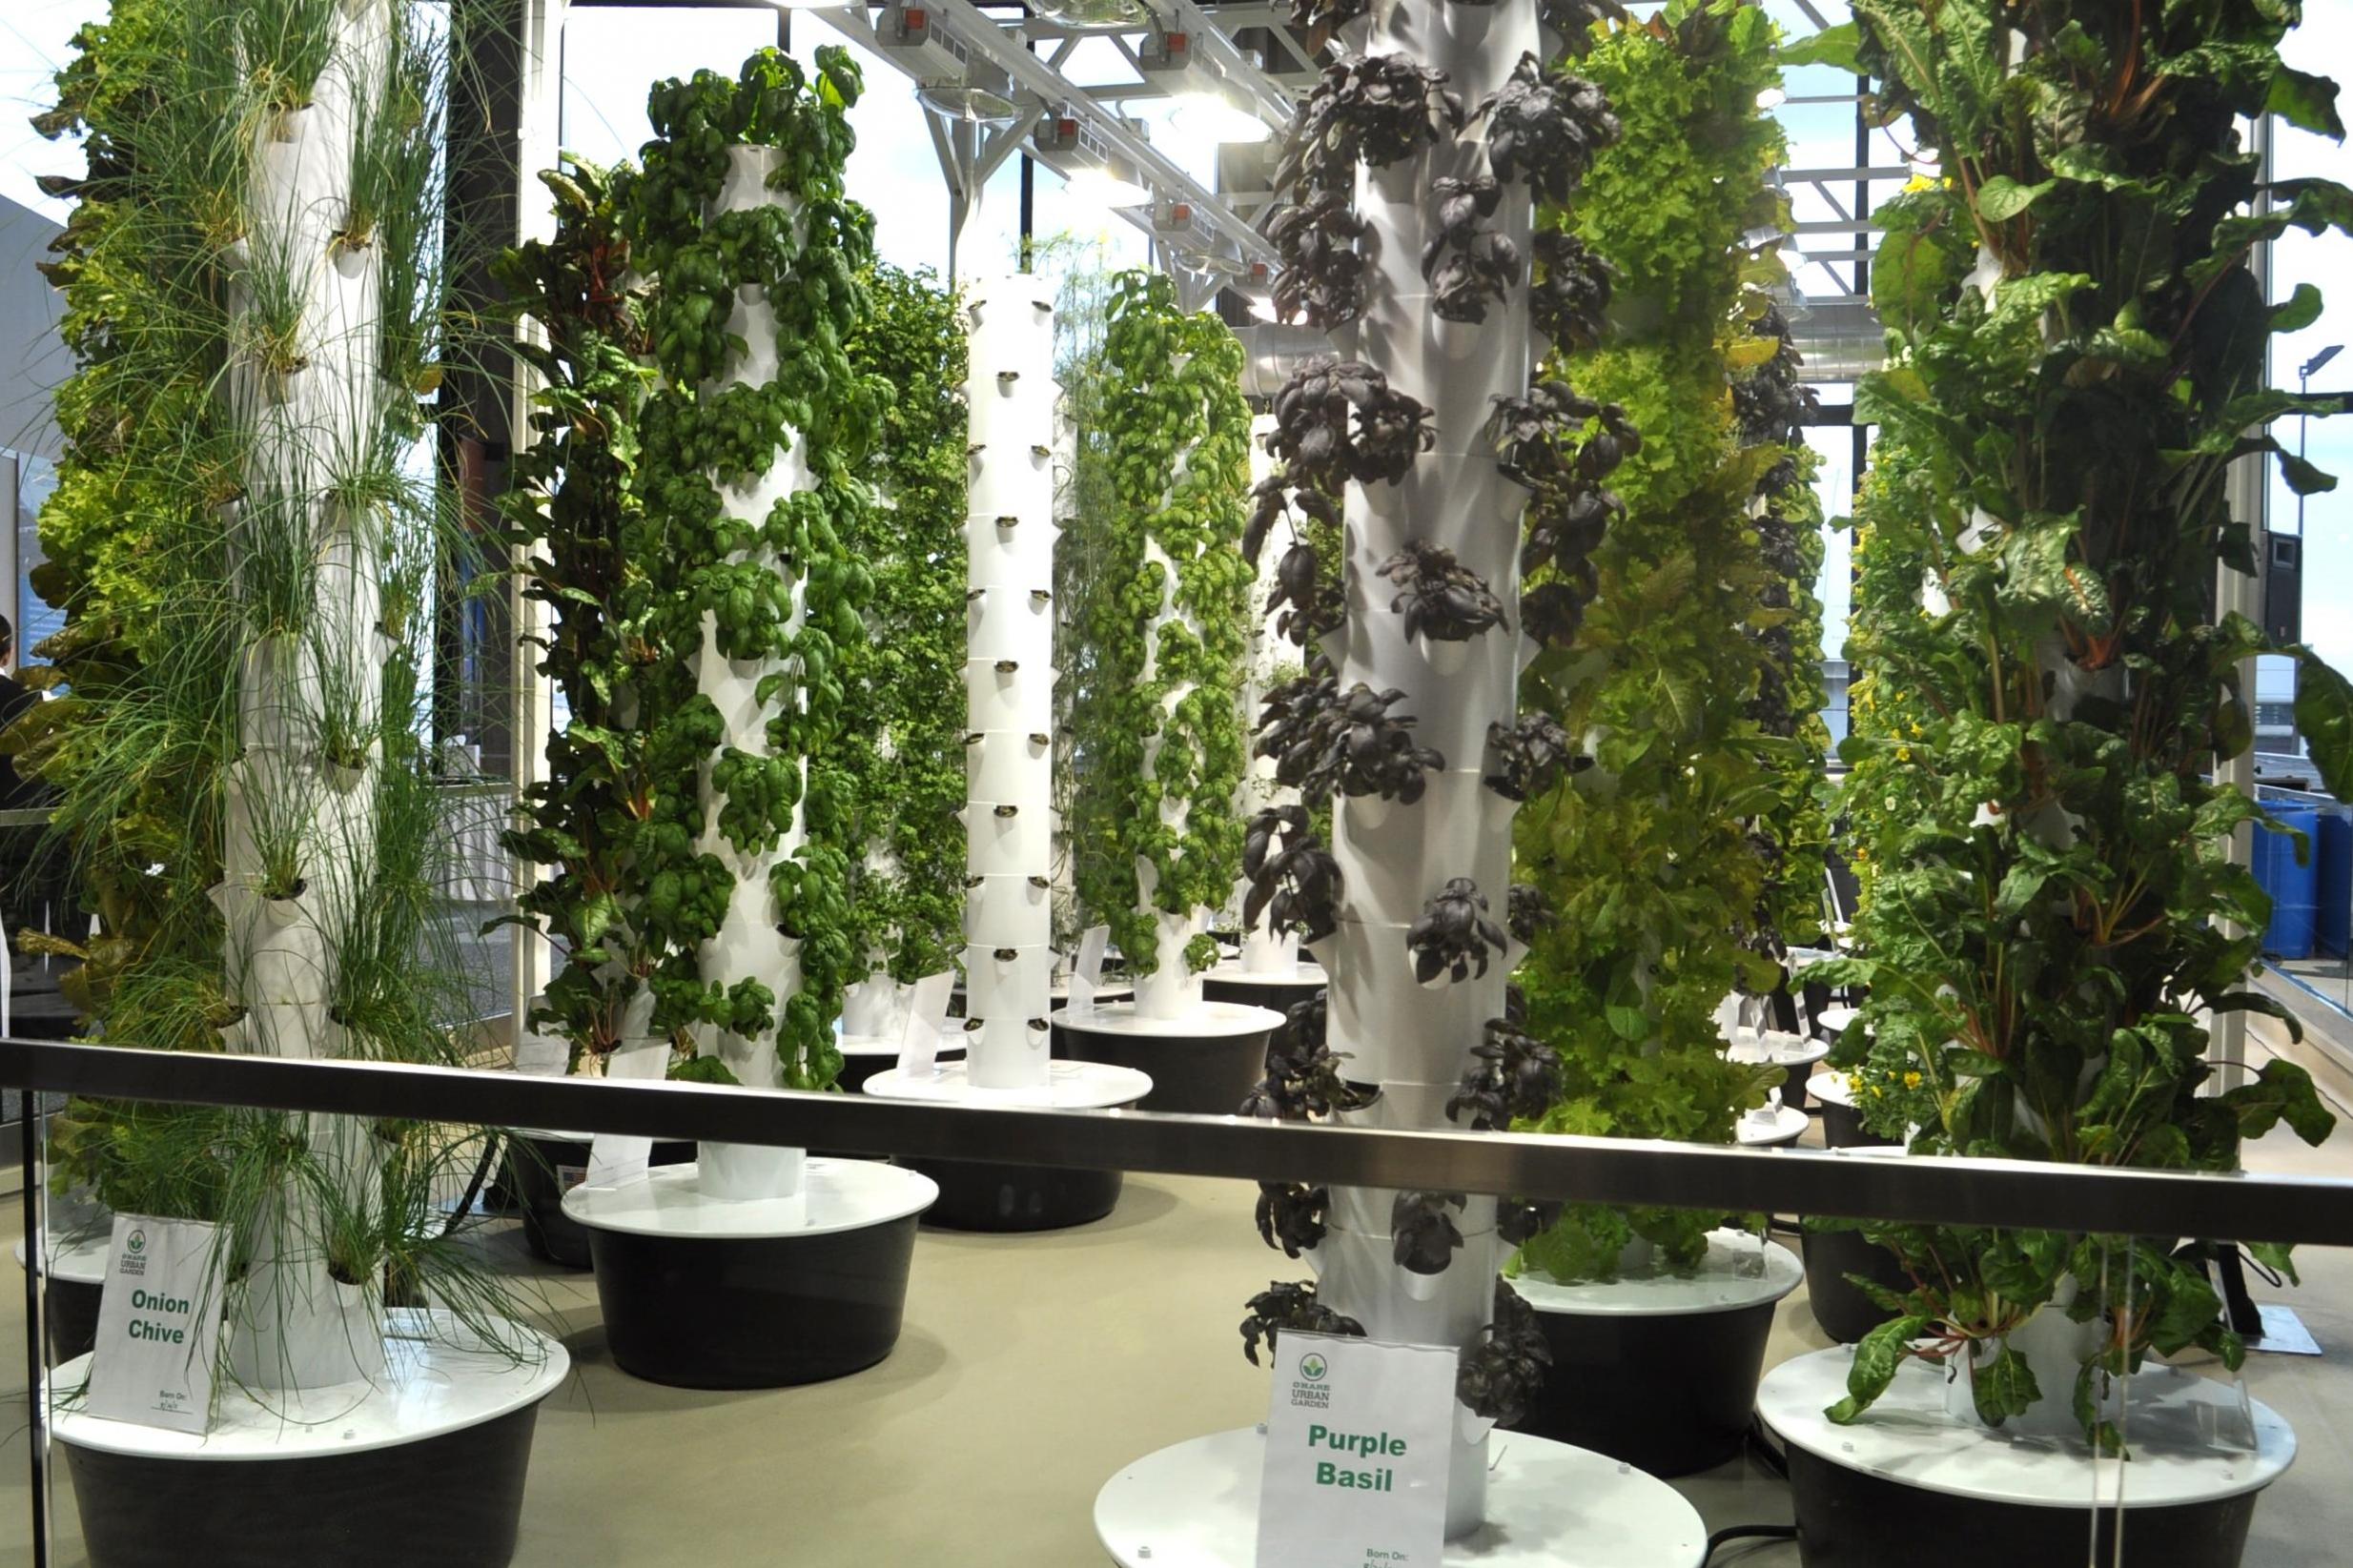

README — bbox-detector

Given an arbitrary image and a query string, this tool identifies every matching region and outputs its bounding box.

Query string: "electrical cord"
[1693,1419,1800,1561]
[1703,1522,1799,1562]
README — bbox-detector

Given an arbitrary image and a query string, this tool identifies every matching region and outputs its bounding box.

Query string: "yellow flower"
[1904,1071,1923,1089]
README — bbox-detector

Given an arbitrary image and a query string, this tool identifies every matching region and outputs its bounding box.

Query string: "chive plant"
[30,0,530,1390]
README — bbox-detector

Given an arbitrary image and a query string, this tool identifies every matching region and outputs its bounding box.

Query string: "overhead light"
[1171,91,1272,146]
[1031,0,1152,26]
[1755,86,1787,111]
[917,61,1018,126]
[1064,154,1151,211]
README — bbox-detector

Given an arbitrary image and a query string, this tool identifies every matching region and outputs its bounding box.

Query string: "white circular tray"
[1728,1030,1830,1069]
[562,1157,935,1240]
[1814,1004,1861,1035]
[1202,960,1326,988]
[1808,1069,1860,1110]
[50,1307,568,1461]
[1095,1426,1706,1567]
[15,1228,111,1285]
[862,1057,1151,1110]
[837,1032,966,1058]
[1051,999,1286,1038]
[1758,1348,2294,1508]
[1509,1228,1803,1318]
[1736,1105,1811,1147]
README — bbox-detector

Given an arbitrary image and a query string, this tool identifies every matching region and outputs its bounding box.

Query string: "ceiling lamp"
[917,61,1018,126]
[1170,90,1273,146]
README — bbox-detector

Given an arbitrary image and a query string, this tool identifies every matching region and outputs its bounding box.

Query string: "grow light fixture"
[1170,89,1273,145]
[1066,159,1153,210]
[1031,0,1153,27]
[918,60,1019,126]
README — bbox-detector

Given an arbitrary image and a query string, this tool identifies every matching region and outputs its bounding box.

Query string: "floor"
[0,1023,2348,1566]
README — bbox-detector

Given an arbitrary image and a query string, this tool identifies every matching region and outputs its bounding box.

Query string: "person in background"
[0,614,36,808]
[0,614,58,940]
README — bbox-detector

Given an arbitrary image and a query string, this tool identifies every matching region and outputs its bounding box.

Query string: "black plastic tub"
[899,1156,1125,1232]
[584,1212,925,1388]
[44,1274,101,1364]
[1783,1442,2262,1567]
[1800,1224,1913,1344]
[1053,1003,1283,1116]
[1519,1293,1784,1476]
[501,1132,694,1269]
[60,1401,549,1568]
[1815,1091,1898,1150]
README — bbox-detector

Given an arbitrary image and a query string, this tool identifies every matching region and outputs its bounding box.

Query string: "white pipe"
[963,275,1059,1089]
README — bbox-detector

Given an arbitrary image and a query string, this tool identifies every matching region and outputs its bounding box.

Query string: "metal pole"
[21,1103,50,1568]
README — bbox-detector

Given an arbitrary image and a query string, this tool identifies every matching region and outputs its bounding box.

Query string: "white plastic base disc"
[1202,960,1326,988]
[563,1157,937,1240]
[863,1057,1151,1110]
[1511,1229,1803,1318]
[1095,1426,1707,1567]
[1758,1348,2294,1508]
[15,1227,110,1286]
[1052,999,1286,1038]
[50,1307,568,1460]
[1735,1105,1811,1147]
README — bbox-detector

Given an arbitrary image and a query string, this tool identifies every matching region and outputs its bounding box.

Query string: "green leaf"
[2267,68,2345,138]
[666,1055,741,1087]
[1780,22,1860,71]
[2278,448,2337,496]
[1605,1004,1650,1041]
[2294,653,2353,800]
[1828,1313,1932,1424]
[2271,282,2324,334]
[1970,1343,2040,1425]
[1976,176,2055,223]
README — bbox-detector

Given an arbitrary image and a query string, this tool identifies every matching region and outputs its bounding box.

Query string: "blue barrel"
[2255,805,2322,960]
[2318,813,2352,959]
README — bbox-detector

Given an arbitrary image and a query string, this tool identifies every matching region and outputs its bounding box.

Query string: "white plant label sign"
[1070,925,1111,1020]
[895,968,957,1076]
[85,1213,224,1435]
[1256,1332,1454,1568]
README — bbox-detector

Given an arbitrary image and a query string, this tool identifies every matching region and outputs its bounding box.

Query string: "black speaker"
[2263,530,2302,645]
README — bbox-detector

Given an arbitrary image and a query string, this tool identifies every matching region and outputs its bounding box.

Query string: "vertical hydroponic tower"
[1095,2,1706,1557]
[838,266,967,1055]
[33,1,563,1556]
[863,271,1152,1232]
[961,273,1064,1088]
[554,51,939,1390]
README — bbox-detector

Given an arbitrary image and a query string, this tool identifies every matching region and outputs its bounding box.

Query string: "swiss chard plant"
[1794,0,2352,1443]
[1508,0,1796,1280]
[1068,270,1253,990]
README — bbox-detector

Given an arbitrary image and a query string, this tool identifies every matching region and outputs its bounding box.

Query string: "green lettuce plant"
[1794,0,2352,1442]
[1510,0,1794,1279]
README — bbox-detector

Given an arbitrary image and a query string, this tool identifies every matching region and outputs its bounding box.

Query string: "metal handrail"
[4,1038,2350,1246]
